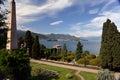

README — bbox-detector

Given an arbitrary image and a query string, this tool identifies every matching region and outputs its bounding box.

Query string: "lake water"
[40,40,101,55]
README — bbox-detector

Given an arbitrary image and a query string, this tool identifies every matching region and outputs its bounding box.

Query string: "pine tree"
[75,41,83,61]
[24,30,34,57]
[31,35,40,59]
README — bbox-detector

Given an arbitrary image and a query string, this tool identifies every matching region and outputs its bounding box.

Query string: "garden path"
[31,59,120,80]
[75,71,84,80]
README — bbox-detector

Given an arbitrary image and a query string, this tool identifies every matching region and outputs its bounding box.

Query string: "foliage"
[24,30,34,56]
[82,50,89,57]
[80,71,97,80]
[18,36,24,49]
[31,68,59,80]
[77,51,98,66]
[0,0,6,5]
[89,56,100,66]
[32,35,40,59]
[0,0,7,49]
[61,44,67,55]
[0,49,31,80]
[77,58,89,66]
[40,44,46,50]
[66,73,73,79]
[49,55,62,61]
[43,48,52,60]
[87,54,96,59]
[31,62,76,80]
[0,69,6,80]
[97,69,116,80]
[75,41,83,61]
[65,52,75,62]
[61,44,67,61]
[100,19,120,71]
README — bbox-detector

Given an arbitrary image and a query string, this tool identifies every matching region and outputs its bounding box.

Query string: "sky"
[5,0,120,37]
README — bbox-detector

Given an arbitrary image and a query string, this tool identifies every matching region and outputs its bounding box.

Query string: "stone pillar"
[6,0,18,50]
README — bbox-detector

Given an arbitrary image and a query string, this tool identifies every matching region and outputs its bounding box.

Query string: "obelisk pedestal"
[6,0,18,50]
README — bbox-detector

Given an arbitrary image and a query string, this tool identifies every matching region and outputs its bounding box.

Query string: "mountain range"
[17,30,80,41]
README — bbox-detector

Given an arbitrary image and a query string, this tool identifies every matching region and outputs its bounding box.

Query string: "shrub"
[89,57,100,66]
[66,73,73,79]
[0,69,6,80]
[77,58,89,66]
[49,55,62,61]
[0,49,31,80]
[87,54,96,59]
[65,53,75,62]
[32,68,59,80]
[97,69,116,80]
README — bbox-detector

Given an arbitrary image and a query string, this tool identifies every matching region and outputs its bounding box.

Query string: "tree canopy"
[24,30,34,56]
[32,35,40,59]
[0,0,7,49]
[100,19,120,71]
[75,41,83,61]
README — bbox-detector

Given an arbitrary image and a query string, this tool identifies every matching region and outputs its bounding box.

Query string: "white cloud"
[89,8,99,14]
[70,23,82,31]
[70,5,120,37]
[70,30,102,37]
[101,0,116,12]
[70,22,102,37]
[50,20,63,26]
[11,0,112,25]
[15,0,74,24]
[87,7,120,29]
[73,0,108,12]
[17,25,31,31]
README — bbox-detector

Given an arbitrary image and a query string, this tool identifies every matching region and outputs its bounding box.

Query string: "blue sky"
[5,0,120,37]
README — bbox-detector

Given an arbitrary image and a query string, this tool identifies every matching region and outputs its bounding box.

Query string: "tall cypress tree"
[24,30,34,57]
[61,44,67,61]
[31,35,40,59]
[62,44,67,54]
[100,19,120,71]
[18,36,24,49]
[75,41,83,61]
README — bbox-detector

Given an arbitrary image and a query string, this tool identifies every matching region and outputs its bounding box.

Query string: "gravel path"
[31,59,120,80]
[31,59,99,73]
[75,71,85,80]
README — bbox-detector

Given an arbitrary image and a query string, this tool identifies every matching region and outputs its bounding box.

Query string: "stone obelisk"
[6,0,18,50]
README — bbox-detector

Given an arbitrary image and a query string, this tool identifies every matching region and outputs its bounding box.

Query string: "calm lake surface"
[40,40,101,55]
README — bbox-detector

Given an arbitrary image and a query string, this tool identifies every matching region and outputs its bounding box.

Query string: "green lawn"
[31,62,80,80]
[79,71,97,80]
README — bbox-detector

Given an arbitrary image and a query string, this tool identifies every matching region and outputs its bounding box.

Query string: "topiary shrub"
[0,49,31,80]
[97,69,116,80]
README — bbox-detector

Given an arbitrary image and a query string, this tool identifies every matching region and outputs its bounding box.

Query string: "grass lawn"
[79,71,97,80]
[31,62,80,80]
